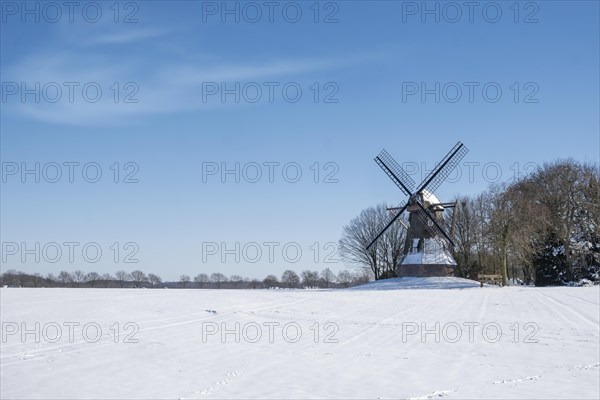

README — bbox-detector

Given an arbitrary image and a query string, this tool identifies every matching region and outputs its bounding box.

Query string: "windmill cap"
[421,189,441,205]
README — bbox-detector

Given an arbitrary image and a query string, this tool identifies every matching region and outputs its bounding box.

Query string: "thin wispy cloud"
[87,28,170,44]
[162,58,343,84]
[4,50,353,125]
[3,10,382,126]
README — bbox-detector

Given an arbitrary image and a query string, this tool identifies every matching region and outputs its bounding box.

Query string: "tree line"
[0,268,371,289]
[339,159,600,286]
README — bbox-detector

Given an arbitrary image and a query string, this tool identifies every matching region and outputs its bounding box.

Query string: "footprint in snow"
[493,376,540,384]
[572,363,600,370]
[409,390,454,399]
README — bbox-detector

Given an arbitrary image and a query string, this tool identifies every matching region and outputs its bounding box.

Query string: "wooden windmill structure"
[366,142,469,277]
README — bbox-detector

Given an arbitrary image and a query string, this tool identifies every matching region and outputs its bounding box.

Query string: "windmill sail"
[365,142,469,277]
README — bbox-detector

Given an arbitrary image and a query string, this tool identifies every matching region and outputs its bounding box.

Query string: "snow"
[1,286,599,399]
[348,277,484,290]
[402,251,456,265]
[402,239,457,266]
[421,189,441,206]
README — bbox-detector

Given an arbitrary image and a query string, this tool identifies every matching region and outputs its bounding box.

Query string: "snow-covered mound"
[349,276,484,290]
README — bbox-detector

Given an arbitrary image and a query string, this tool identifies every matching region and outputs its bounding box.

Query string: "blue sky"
[1,0,599,281]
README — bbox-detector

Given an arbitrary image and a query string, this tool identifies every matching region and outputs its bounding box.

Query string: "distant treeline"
[0,268,370,289]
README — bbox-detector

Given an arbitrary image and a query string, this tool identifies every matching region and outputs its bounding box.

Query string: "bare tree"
[230,275,244,288]
[101,273,113,288]
[115,270,131,288]
[249,278,260,289]
[380,208,406,279]
[194,273,209,288]
[148,273,162,288]
[336,269,353,288]
[506,180,540,284]
[263,274,279,288]
[1,270,18,286]
[281,270,300,288]
[72,270,85,287]
[32,273,43,287]
[486,183,520,286]
[180,275,191,288]
[131,270,147,287]
[451,196,487,279]
[58,271,72,286]
[300,270,320,287]
[339,204,394,280]
[320,268,335,288]
[86,272,100,287]
[472,192,493,275]
[210,272,228,288]
[353,269,372,285]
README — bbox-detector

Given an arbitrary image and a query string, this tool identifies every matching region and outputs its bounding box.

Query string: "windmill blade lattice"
[363,141,469,277]
[366,202,409,250]
[365,142,468,251]
[414,200,453,248]
[416,142,469,196]
[375,149,417,197]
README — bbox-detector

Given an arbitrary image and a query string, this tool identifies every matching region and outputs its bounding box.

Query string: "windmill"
[366,142,469,277]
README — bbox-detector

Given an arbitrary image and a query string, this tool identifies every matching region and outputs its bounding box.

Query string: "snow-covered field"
[1,280,599,399]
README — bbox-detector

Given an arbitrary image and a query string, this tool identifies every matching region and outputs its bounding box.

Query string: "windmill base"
[397,264,456,278]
